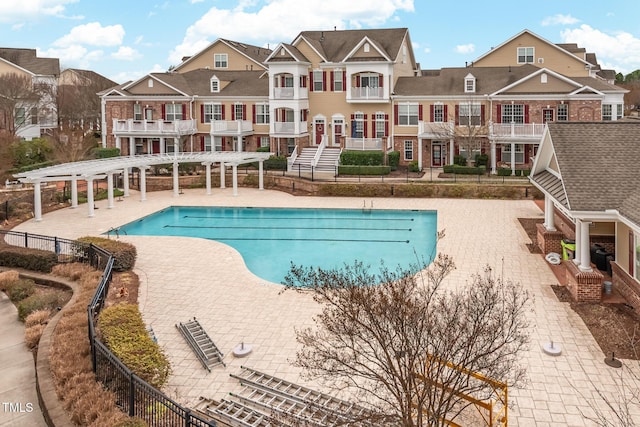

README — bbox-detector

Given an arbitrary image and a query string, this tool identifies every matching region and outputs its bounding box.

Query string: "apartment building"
[99,28,626,173]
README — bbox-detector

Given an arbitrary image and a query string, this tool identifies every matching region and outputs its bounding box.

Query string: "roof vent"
[538,58,544,64]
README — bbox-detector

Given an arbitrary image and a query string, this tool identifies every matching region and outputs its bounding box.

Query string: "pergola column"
[578,220,592,272]
[544,195,556,231]
[123,168,130,197]
[232,164,238,196]
[172,161,180,197]
[258,160,264,190]
[205,163,212,195]
[107,173,115,208]
[220,162,226,189]
[139,167,147,201]
[86,177,95,217]
[70,176,78,208]
[33,181,42,221]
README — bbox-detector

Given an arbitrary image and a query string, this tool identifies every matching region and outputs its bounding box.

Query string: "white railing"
[273,121,307,134]
[490,123,545,138]
[418,121,454,137]
[345,137,384,151]
[287,145,299,172]
[312,135,327,167]
[274,87,294,99]
[210,120,253,134]
[112,119,196,135]
[350,87,384,100]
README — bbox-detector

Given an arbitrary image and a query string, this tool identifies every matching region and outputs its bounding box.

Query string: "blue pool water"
[109,206,438,284]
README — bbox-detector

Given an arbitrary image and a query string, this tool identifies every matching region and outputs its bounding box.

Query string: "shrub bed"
[75,237,137,272]
[98,303,171,388]
[338,165,391,175]
[0,246,58,272]
[443,164,486,175]
[340,150,384,166]
[17,288,70,321]
[7,278,36,302]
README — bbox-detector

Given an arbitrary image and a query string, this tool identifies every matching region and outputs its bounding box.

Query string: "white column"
[417,138,423,171]
[129,138,136,157]
[87,178,95,217]
[33,181,42,221]
[123,168,130,197]
[70,176,78,208]
[205,163,212,195]
[139,168,147,201]
[510,141,516,176]
[160,137,165,155]
[107,173,115,209]
[544,196,556,231]
[258,160,264,190]
[573,220,582,266]
[220,162,226,189]
[115,136,121,151]
[579,220,592,271]
[491,142,497,174]
[232,164,238,196]
[449,138,455,164]
[172,161,180,197]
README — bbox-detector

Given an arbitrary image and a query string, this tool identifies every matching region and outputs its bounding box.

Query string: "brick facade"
[610,262,640,317]
[565,260,604,303]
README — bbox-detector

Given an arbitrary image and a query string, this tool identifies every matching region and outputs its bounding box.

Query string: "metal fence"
[0,229,216,426]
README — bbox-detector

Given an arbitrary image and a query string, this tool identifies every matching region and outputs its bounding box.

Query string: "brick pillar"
[536,223,563,255]
[566,260,603,303]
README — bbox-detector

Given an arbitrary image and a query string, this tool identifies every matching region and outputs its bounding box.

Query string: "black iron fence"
[0,229,216,426]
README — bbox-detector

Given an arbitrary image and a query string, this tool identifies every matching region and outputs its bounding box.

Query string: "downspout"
[100,96,107,148]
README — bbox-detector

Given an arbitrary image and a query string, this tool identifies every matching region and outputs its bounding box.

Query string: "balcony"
[418,121,454,138]
[210,120,253,136]
[272,121,307,135]
[273,87,308,100]
[350,87,384,101]
[345,137,387,151]
[490,123,545,140]
[112,119,196,136]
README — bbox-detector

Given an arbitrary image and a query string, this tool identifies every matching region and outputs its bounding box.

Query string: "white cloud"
[541,14,579,26]
[560,24,640,74]
[54,22,125,47]
[0,0,78,22]
[168,0,414,64]
[455,44,475,55]
[111,46,141,61]
[423,47,431,54]
[38,45,106,69]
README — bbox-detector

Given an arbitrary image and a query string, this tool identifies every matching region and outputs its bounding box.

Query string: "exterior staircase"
[290,147,341,174]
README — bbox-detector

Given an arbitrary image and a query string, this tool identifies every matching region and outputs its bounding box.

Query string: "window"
[602,104,613,121]
[284,75,294,88]
[134,104,143,120]
[502,144,524,163]
[364,43,370,53]
[433,104,444,122]
[375,112,387,138]
[333,70,343,91]
[29,107,38,125]
[557,104,568,121]
[404,140,413,161]
[542,109,554,123]
[212,104,222,121]
[359,73,379,88]
[213,136,222,151]
[258,136,270,148]
[286,138,295,155]
[145,108,153,120]
[459,103,482,126]
[617,104,623,120]
[15,107,25,126]
[313,70,324,91]
[234,104,244,120]
[210,77,219,93]
[214,53,228,68]
[147,79,153,88]
[501,104,524,124]
[464,74,475,93]
[255,104,269,124]
[203,104,214,123]
[204,136,212,152]
[398,103,418,125]
[517,47,534,64]
[352,112,364,138]
[165,104,183,121]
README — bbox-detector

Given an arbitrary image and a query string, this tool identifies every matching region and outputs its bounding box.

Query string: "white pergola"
[14,152,272,221]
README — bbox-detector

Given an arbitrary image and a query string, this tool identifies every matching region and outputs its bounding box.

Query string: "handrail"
[287,145,299,172]
[312,135,327,167]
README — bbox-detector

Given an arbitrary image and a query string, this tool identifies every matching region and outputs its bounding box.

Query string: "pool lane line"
[164,225,412,232]
[182,215,415,222]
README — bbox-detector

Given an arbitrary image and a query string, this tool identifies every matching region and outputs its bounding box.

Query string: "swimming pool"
[109,206,438,284]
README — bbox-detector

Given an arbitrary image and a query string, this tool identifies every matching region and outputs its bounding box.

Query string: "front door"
[432,143,443,167]
[542,108,554,123]
[315,122,325,145]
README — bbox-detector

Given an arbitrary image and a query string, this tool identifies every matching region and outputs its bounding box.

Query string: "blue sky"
[1,0,638,84]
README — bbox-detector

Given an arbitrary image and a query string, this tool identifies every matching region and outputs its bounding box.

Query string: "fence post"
[24,232,28,248]
[311,166,314,182]
[129,372,136,417]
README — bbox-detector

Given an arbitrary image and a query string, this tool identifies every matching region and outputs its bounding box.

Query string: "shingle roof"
[220,39,272,64]
[0,47,59,76]
[531,170,568,208]
[546,122,640,217]
[296,28,408,63]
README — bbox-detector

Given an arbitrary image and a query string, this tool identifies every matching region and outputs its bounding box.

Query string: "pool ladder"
[362,200,373,213]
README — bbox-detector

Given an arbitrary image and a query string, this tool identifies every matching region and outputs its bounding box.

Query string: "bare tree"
[0,72,39,139]
[283,254,531,426]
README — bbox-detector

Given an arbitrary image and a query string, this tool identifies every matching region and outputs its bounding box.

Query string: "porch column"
[172,161,180,197]
[232,164,238,196]
[205,163,212,195]
[115,136,121,151]
[417,138,423,171]
[129,138,135,157]
[258,160,264,190]
[33,180,42,222]
[237,126,243,152]
[579,220,592,272]
[86,177,95,218]
[139,167,147,201]
[510,141,516,176]
[573,220,582,266]
[544,196,556,231]
[70,176,78,208]
[173,138,179,154]
[491,142,497,174]
[107,173,115,209]
[123,168,130,197]
[160,137,165,155]
[449,138,455,164]
[220,162,226,189]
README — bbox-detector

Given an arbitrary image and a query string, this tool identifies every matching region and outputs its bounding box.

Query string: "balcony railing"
[418,121,454,137]
[490,123,545,139]
[350,87,384,100]
[273,87,308,100]
[273,121,307,134]
[345,137,385,151]
[112,119,196,135]
[210,120,253,135]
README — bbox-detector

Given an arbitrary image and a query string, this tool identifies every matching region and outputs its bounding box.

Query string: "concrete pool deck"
[12,187,637,426]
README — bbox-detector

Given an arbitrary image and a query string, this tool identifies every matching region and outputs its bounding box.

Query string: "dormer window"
[464,73,476,93]
[210,76,220,93]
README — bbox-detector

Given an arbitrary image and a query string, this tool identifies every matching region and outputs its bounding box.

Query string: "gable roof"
[174,38,271,72]
[293,28,409,64]
[264,43,310,63]
[530,121,640,225]
[0,47,59,76]
[60,68,118,88]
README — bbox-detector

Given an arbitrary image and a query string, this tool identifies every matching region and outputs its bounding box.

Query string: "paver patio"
[13,187,639,426]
